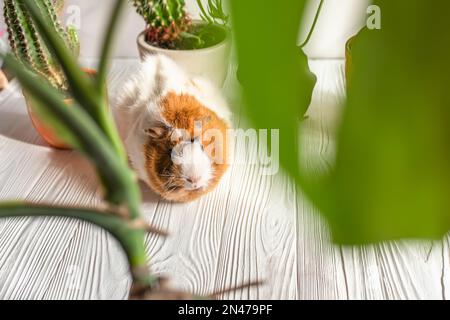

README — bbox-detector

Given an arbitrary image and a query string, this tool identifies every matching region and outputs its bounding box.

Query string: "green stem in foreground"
[94,0,129,163]
[0,202,156,287]
[96,0,125,94]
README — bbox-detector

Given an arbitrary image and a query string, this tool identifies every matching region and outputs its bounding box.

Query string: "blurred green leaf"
[0,202,128,239]
[230,0,316,183]
[321,1,450,244]
[0,201,153,273]
[97,0,126,93]
[25,93,81,149]
[231,0,450,244]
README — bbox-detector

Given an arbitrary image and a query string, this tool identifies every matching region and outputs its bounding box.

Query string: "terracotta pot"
[137,21,231,88]
[24,68,98,149]
[0,69,8,91]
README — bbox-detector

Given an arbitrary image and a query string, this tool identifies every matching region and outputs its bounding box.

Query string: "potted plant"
[132,0,231,87]
[3,0,84,149]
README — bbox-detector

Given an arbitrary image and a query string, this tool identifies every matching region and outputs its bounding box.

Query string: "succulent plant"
[197,0,229,26]
[3,0,80,92]
[131,0,191,49]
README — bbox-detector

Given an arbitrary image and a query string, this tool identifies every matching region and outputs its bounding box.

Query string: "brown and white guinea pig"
[115,54,231,203]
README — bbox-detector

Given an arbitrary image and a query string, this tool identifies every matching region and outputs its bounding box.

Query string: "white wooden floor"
[0,59,448,300]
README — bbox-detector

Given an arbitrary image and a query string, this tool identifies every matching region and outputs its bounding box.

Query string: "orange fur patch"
[144,92,229,202]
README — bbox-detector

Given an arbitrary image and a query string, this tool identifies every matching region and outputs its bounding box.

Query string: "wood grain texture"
[0,59,447,300]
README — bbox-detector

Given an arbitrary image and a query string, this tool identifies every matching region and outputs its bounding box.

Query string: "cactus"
[131,0,190,49]
[52,0,65,16]
[3,0,80,92]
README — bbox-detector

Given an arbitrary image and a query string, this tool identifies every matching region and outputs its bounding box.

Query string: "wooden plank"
[296,60,348,300]
[210,137,299,299]
[341,241,444,300]
[443,236,450,300]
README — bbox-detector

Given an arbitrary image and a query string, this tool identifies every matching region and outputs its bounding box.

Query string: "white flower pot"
[137,22,231,88]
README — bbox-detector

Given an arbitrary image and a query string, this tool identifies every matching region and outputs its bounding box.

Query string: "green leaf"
[0,201,155,285]
[0,202,129,240]
[197,0,228,26]
[24,93,81,148]
[230,0,316,184]
[318,1,450,244]
[95,0,129,161]
[231,0,450,245]
[197,0,213,24]
[97,0,126,92]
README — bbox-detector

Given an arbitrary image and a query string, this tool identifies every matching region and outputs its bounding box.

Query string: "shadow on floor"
[0,105,48,148]
[0,89,162,206]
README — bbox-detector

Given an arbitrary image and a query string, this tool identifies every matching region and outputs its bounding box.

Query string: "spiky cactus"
[3,0,80,92]
[52,0,65,16]
[131,0,190,49]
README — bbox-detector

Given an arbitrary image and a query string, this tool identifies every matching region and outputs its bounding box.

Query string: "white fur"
[115,54,230,189]
[171,140,213,190]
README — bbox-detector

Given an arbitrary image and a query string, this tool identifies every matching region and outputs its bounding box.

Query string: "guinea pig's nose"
[187,177,198,184]
[187,176,201,188]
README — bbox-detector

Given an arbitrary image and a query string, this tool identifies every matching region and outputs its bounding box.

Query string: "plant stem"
[180,31,205,47]
[0,202,157,288]
[299,0,324,49]
[196,0,213,24]
[95,0,129,163]
[97,0,125,94]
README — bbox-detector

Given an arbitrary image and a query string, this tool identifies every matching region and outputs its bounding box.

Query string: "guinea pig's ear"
[202,115,212,125]
[145,123,171,140]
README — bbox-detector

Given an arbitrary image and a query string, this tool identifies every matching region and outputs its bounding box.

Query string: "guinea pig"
[115,54,231,203]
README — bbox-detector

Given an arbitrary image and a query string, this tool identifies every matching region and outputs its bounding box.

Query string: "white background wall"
[301,0,370,58]
[0,0,370,59]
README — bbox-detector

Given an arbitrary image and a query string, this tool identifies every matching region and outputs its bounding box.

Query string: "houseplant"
[132,0,231,87]
[232,0,450,244]
[3,0,81,148]
[1,0,257,299]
